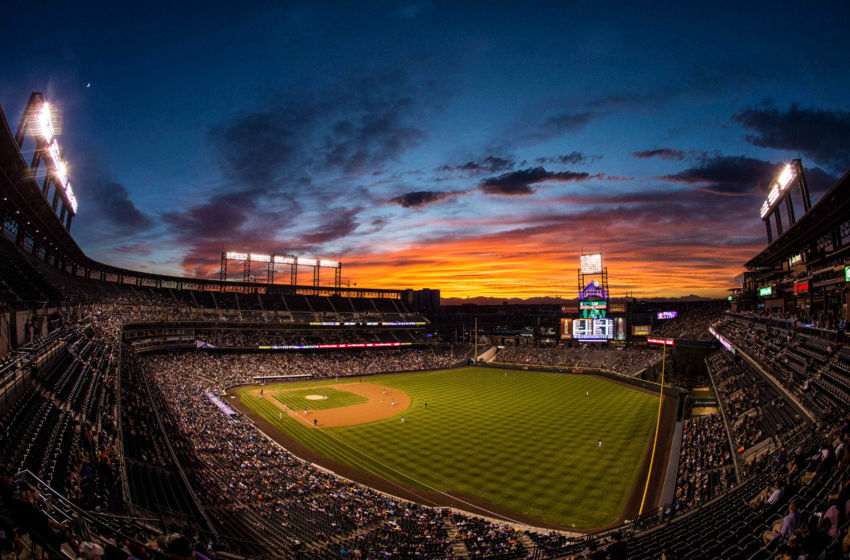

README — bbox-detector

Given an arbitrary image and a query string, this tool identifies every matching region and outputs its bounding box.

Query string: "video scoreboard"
[561,317,622,341]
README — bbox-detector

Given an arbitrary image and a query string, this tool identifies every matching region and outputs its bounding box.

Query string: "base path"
[248,382,410,428]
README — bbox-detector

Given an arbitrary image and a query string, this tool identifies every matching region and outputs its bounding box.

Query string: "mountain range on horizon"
[439,294,720,306]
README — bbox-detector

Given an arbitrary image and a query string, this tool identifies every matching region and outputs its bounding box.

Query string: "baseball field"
[231,367,661,529]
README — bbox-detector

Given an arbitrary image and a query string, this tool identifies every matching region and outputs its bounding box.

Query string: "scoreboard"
[572,318,614,341]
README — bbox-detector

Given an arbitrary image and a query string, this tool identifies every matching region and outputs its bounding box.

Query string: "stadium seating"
[3,257,850,559]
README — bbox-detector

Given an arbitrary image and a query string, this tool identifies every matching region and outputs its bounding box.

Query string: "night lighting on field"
[250,253,271,262]
[760,162,797,219]
[298,257,317,266]
[38,103,54,140]
[48,140,63,170]
[66,185,78,213]
[225,251,248,261]
[776,163,795,189]
[320,259,339,268]
[274,255,295,264]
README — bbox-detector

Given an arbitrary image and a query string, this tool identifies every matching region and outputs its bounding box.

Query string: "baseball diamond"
[230,366,671,529]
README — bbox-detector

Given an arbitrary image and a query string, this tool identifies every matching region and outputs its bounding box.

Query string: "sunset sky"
[2,2,849,299]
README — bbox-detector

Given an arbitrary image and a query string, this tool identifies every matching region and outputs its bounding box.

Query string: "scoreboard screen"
[593,318,613,339]
[573,319,593,338]
[572,318,614,340]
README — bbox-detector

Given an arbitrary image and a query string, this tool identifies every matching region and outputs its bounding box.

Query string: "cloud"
[537,151,602,165]
[522,111,597,144]
[163,190,257,241]
[321,96,426,174]
[438,155,514,174]
[300,210,360,244]
[478,167,591,196]
[208,69,429,196]
[389,190,459,208]
[733,103,850,172]
[660,155,781,196]
[633,148,686,161]
[96,182,153,231]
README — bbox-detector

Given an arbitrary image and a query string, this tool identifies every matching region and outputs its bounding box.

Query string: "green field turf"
[237,367,659,528]
[271,387,368,410]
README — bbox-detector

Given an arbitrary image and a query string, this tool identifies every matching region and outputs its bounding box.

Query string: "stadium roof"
[745,170,850,269]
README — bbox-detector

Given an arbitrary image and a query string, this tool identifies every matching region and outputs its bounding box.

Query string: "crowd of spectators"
[672,411,735,511]
[706,350,803,455]
[131,349,527,558]
[651,306,726,340]
[494,345,661,376]
[713,315,850,419]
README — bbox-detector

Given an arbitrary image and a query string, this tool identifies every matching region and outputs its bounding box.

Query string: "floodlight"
[66,184,78,213]
[225,252,248,261]
[320,259,339,268]
[776,163,795,189]
[298,257,317,266]
[38,103,54,141]
[767,184,780,205]
[274,255,295,264]
[760,201,770,219]
[48,140,62,169]
[250,254,271,262]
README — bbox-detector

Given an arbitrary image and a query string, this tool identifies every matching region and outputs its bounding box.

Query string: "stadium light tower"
[14,92,79,232]
[759,159,811,244]
[219,251,342,288]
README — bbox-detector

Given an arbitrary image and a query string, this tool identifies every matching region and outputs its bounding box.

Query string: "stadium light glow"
[38,103,54,140]
[320,259,339,268]
[777,163,795,189]
[65,184,78,213]
[47,140,63,170]
[298,257,317,266]
[249,253,271,262]
[274,255,295,264]
[225,251,248,261]
[35,108,78,215]
[580,253,603,275]
[760,162,797,219]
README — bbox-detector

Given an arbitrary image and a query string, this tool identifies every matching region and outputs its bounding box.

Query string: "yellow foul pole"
[639,343,666,515]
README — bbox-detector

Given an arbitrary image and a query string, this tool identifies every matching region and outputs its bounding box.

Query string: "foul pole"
[639,343,666,515]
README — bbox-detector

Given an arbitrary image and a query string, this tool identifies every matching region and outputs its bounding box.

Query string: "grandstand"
[2,89,850,560]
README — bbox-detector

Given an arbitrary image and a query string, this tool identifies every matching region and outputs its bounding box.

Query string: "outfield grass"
[237,367,659,528]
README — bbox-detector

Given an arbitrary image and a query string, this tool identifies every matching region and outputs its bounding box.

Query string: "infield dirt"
[249,382,410,427]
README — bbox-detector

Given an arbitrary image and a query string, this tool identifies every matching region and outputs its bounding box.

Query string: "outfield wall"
[484,361,686,399]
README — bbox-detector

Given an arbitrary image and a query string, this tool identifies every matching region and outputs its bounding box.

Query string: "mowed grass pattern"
[238,368,658,528]
[271,387,368,411]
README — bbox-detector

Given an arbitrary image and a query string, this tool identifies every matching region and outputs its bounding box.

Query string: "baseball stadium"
[2,7,850,558]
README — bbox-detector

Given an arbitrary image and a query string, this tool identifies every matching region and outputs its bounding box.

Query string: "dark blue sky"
[2,2,849,297]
